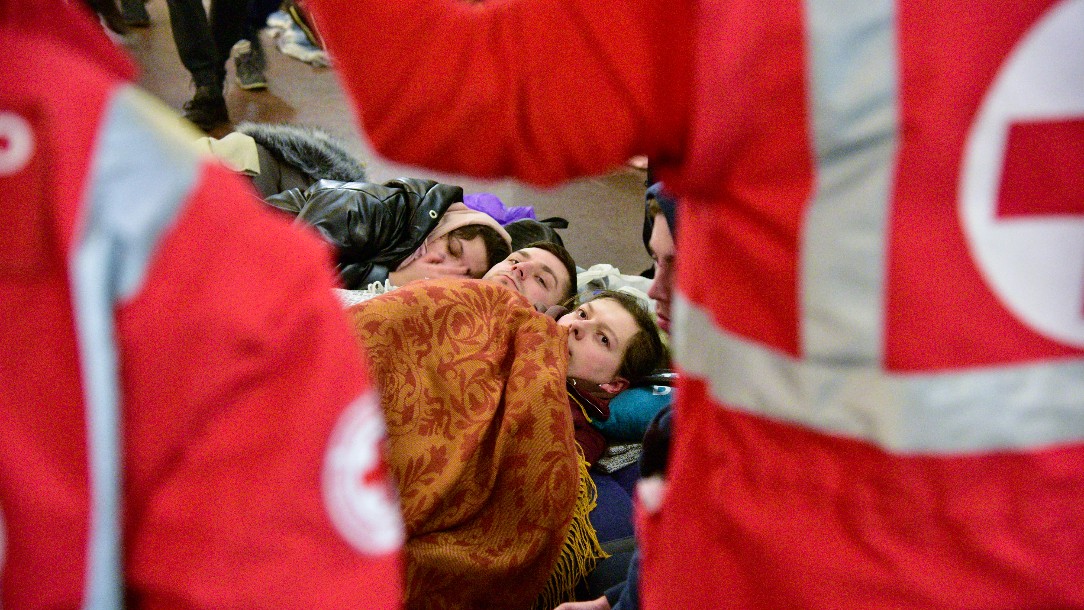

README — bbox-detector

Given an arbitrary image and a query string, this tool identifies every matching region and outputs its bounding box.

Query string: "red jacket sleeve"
[307,0,693,186]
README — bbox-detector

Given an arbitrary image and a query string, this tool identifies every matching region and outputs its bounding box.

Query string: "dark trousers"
[249,0,281,31]
[165,0,278,88]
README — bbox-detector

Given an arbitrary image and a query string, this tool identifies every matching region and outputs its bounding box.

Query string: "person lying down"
[346,279,664,609]
[338,240,579,311]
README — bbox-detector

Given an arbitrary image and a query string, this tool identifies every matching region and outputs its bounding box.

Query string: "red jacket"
[307,0,1084,606]
[0,1,402,606]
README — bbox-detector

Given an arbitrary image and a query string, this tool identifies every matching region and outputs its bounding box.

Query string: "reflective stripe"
[800,0,900,364]
[674,295,1084,453]
[71,85,202,610]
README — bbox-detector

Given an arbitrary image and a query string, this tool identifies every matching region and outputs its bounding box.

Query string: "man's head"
[558,290,665,393]
[482,241,577,309]
[644,183,677,332]
[396,223,511,282]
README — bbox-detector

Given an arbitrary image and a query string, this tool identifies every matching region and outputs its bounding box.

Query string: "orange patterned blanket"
[348,278,594,609]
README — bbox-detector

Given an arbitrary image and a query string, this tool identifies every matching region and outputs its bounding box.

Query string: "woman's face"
[558,298,639,392]
[395,233,490,284]
[423,233,491,278]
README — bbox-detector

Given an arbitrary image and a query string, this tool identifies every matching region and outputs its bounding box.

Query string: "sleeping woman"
[266,177,513,289]
[347,280,664,610]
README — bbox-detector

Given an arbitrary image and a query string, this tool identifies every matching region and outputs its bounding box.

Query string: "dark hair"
[447,224,512,276]
[523,241,578,304]
[578,290,667,385]
[505,217,567,250]
[643,182,678,253]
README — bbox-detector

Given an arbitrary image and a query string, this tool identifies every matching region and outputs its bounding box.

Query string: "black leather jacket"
[266,178,462,288]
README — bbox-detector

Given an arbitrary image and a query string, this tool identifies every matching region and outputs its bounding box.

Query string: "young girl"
[560,290,666,465]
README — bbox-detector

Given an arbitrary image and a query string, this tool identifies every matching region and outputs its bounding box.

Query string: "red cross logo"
[959,0,1084,347]
[323,391,404,554]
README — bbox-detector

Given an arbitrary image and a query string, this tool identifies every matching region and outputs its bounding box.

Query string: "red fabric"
[997,119,1084,218]
[673,0,813,355]
[567,382,611,465]
[1,5,118,604]
[569,398,607,466]
[123,170,402,608]
[309,0,693,186]
[0,1,402,606]
[640,378,1084,608]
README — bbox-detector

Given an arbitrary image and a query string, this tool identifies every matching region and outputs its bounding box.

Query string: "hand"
[390,252,469,286]
[554,596,611,610]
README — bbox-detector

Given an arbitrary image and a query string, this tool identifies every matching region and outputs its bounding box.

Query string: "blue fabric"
[611,548,640,610]
[592,386,675,441]
[589,538,635,602]
[588,462,639,543]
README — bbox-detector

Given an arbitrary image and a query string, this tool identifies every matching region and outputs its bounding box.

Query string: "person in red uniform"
[304,0,1084,606]
[0,1,403,607]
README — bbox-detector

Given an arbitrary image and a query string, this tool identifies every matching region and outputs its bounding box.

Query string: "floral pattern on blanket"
[348,278,577,609]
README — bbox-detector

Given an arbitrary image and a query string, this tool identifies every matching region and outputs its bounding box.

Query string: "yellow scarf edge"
[532,449,610,610]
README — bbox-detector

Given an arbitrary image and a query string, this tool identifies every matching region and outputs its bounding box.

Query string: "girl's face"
[558,298,638,393]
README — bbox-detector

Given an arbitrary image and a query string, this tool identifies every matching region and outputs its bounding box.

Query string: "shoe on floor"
[121,0,150,27]
[233,39,268,91]
[183,85,229,131]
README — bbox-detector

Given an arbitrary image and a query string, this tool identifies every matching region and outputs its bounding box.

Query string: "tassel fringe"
[533,451,609,610]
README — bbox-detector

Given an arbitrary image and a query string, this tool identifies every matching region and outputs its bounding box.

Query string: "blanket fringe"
[533,451,609,610]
